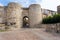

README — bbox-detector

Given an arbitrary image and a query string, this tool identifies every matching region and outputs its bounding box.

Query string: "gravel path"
[0,28,60,40]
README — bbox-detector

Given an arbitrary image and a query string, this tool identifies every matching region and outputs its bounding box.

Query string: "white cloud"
[0,3,3,6]
[10,0,29,4]
[9,0,30,7]
[8,0,42,7]
[4,0,60,11]
[41,0,60,11]
[34,0,42,4]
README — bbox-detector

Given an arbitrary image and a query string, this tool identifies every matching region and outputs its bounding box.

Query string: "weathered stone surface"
[0,2,58,30]
[29,4,42,27]
[41,23,60,33]
[6,2,22,28]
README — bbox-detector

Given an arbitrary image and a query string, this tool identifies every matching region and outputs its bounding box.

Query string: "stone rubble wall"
[41,23,60,33]
[6,2,23,29]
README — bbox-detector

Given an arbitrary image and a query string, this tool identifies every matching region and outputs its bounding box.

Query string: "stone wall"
[22,9,29,17]
[41,23,60,33]
[0,6,5,23]
[6,2,22,28]
[0,2,59,30]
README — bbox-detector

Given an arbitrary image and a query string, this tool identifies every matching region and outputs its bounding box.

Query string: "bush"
[42,14,60,24]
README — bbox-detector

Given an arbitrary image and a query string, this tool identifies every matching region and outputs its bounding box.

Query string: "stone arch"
[22,16,29,28]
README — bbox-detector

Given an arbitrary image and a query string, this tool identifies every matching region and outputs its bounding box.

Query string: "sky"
[0,0,60,11]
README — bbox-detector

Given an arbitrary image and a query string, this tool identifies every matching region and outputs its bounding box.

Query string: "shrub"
[42,14,60,24]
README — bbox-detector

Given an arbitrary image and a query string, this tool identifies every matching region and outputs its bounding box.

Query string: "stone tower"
[6,2,22,28]
[0,2,43,29]
[29,4,42,27]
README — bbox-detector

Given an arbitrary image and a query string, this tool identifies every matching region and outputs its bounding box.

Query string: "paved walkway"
[0,28,60,40]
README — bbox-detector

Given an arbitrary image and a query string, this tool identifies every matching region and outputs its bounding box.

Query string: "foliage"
[0,30,6,32]
[42,14,60,24]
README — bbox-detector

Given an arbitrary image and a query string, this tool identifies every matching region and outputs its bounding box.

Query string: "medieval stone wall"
[0,6,5,23]
[6,2,22,28]
[0,3,43,28]
[42,23,60,33]
[22,9,29,17]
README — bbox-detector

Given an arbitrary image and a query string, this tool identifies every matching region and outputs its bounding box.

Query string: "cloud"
[41,0,60,11]
[0,0,11,6]
[8,0,60,11]
[8,0,42,7]
[0,0,59,11]
[0,3,3,6]
[34,0,42,4]
[0,0,42,7]
[8,0,29,7]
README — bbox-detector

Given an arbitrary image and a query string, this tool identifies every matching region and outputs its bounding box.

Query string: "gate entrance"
[23,16,29,28]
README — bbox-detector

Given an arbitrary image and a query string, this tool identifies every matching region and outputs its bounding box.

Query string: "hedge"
[42,14,60,24]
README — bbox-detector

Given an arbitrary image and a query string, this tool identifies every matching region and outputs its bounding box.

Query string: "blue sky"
[0,0,60,11]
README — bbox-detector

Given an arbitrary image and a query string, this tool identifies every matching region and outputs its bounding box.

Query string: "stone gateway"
[0,2,43,29]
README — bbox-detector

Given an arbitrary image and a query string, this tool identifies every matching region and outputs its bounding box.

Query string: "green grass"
[0,30,6,32]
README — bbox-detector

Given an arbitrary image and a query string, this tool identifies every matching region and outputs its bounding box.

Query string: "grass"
[0,30,6,32]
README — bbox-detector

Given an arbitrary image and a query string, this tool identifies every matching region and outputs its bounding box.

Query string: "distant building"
[57,5,60,14]
[41,9,57,18]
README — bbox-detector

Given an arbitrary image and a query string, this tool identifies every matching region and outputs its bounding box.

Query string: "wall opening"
[22,16,29,28]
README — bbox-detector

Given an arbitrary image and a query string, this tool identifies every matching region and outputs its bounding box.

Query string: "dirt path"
[0,28,60,40]
[30,28,60,40]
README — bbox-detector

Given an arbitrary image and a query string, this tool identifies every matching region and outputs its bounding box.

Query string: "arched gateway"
[23,16,29,28]
[0,2,42,29]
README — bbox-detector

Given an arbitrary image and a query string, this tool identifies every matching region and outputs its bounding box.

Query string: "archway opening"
[23,16,29,28]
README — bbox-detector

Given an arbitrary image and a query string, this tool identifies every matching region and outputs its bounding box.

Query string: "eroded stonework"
[0,2,57,30]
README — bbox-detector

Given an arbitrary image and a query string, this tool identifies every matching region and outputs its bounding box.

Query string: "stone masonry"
[0,2,42,29]
[0,2,57,30]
